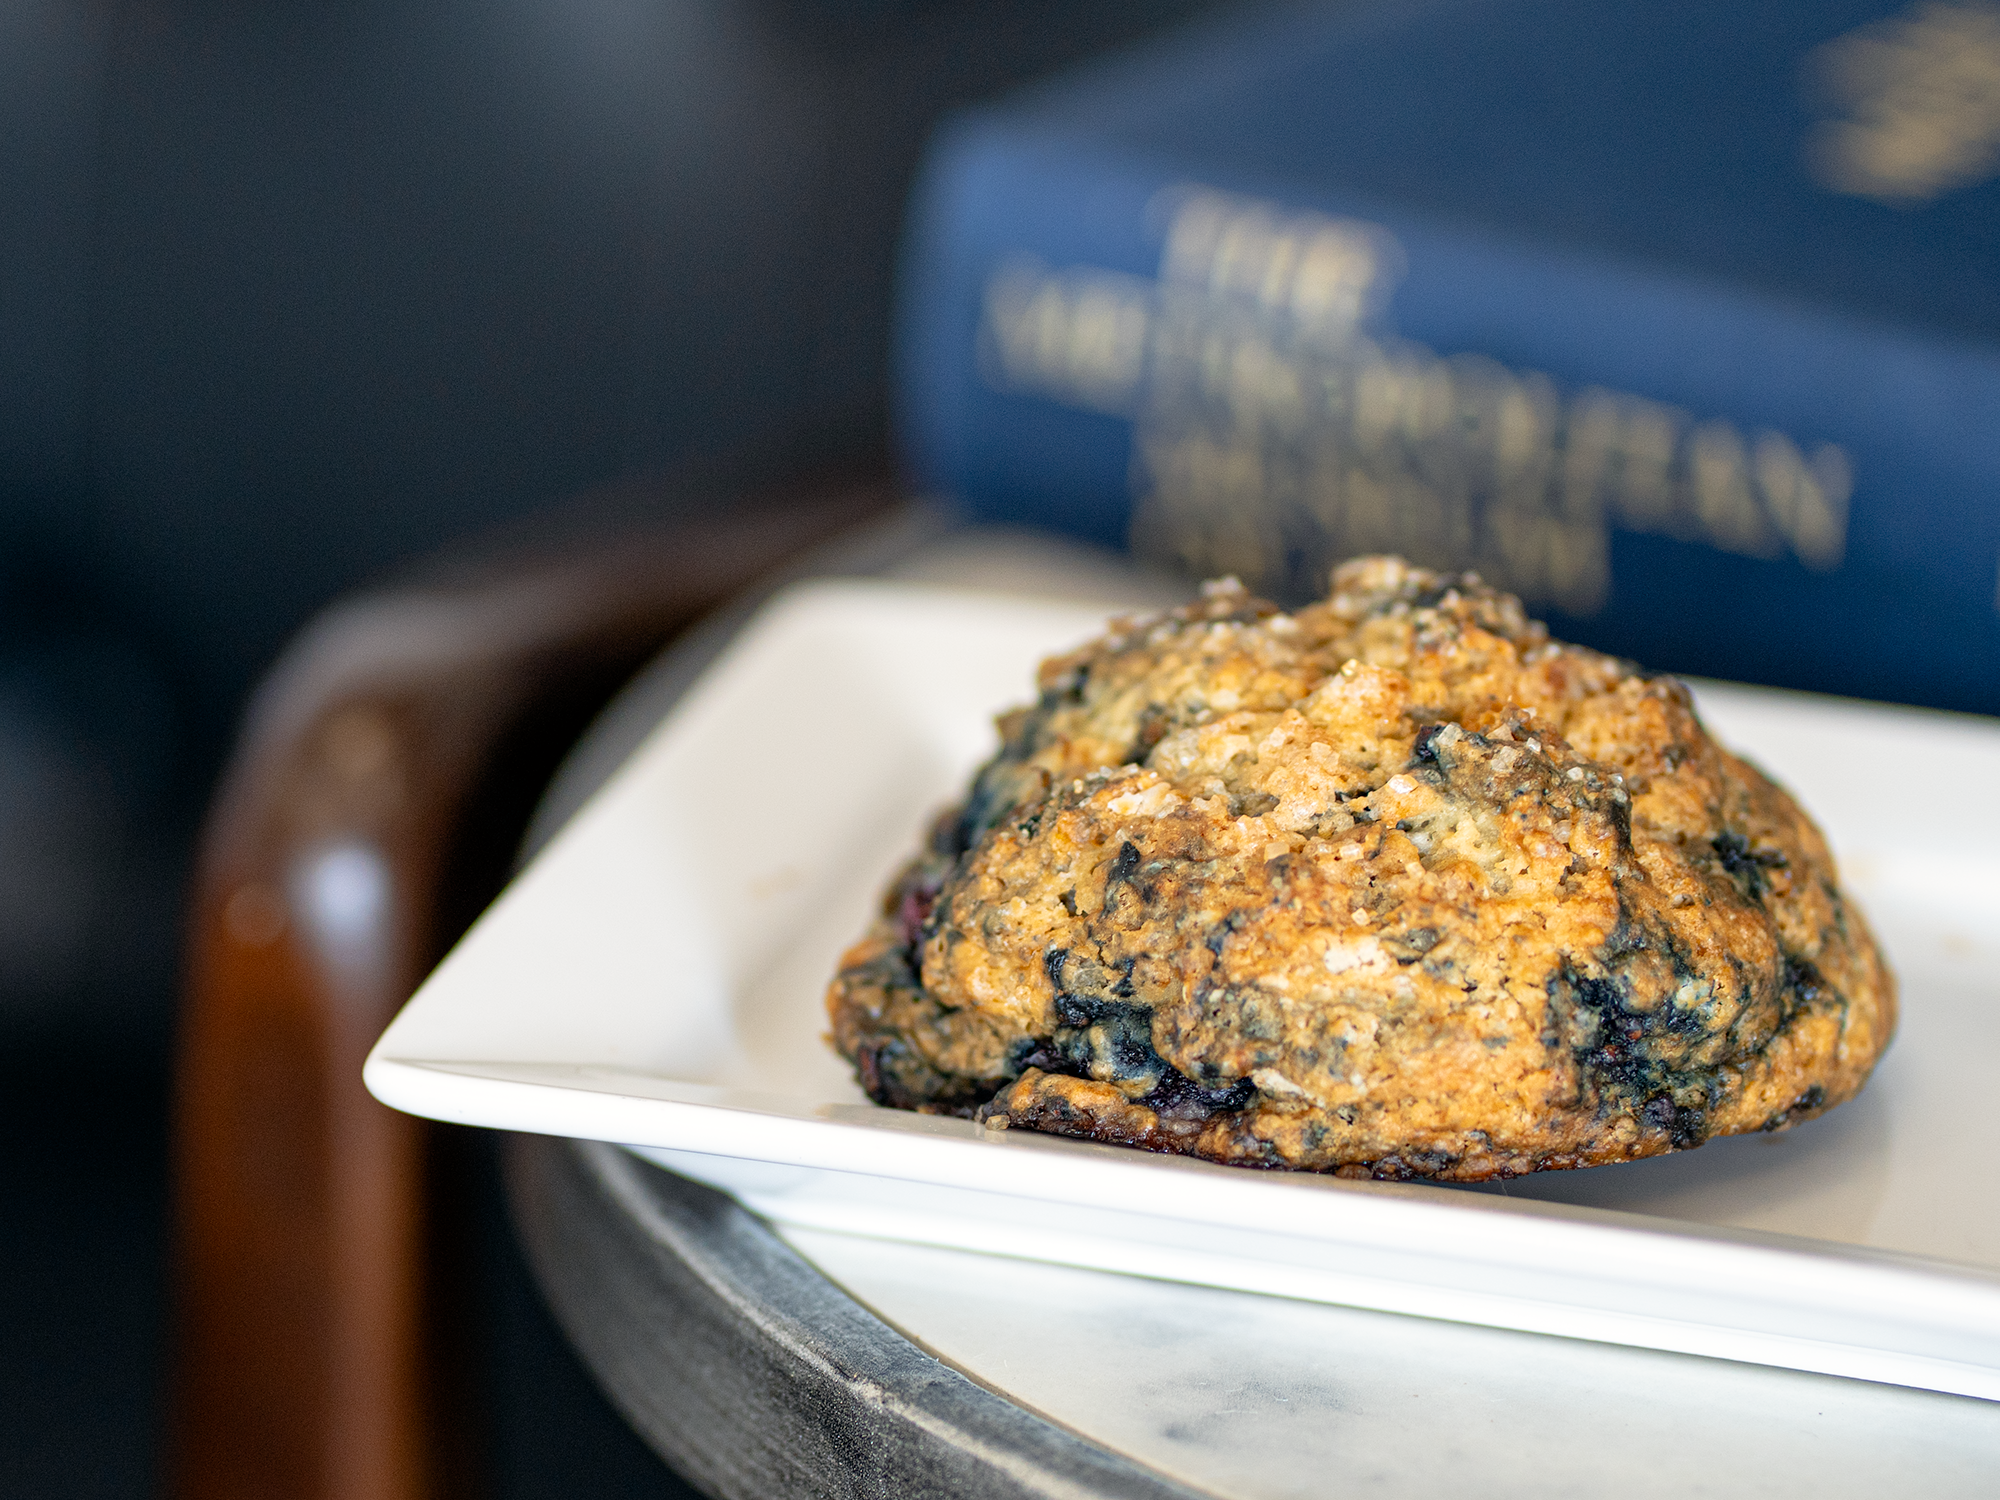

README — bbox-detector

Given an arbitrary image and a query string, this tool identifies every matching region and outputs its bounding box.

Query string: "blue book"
[895,0,2000,714]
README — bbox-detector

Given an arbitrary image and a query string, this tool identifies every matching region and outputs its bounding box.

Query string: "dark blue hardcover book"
[895,0,2000,713]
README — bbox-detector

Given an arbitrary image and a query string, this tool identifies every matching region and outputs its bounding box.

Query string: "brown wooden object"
[169,477,893,1500]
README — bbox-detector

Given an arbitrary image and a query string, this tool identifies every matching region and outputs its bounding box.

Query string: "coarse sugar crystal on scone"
[825,556,1896,1180]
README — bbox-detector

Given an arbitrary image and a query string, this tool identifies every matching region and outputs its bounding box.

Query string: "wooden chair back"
[170,479,893,1500]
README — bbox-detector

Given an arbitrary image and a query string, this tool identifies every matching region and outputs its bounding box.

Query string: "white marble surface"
[790,1225,2000,1499]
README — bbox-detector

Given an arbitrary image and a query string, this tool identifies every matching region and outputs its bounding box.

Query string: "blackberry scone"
[826,558,1895,1180]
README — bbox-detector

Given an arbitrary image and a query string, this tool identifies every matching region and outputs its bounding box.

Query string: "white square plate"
[366,579,2000,1399]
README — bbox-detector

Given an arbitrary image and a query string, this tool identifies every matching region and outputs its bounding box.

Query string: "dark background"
[0,1,1222,1493]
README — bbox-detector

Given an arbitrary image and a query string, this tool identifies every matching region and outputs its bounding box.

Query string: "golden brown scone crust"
[827,558,1895,1180]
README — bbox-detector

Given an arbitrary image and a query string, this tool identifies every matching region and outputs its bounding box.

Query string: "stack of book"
[895,0,2000,713]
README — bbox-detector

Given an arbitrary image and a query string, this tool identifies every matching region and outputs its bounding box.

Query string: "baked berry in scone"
[826,557,1895,1180]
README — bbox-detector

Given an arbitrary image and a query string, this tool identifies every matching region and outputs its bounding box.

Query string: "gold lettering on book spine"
[978,187,1855,611]
[1804,1,2000,205]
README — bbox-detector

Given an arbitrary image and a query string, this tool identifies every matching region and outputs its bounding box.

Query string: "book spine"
[894,116,2000,714]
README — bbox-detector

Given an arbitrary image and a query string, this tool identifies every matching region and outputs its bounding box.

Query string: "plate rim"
[365,575,2000,1400]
